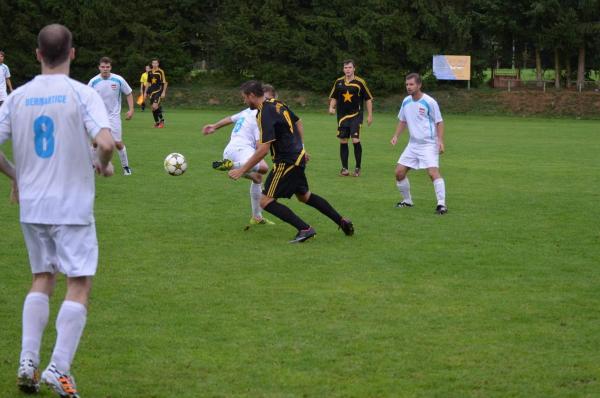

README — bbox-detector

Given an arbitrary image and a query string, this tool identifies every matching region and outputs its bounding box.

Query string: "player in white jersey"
[88,56,134,175]
[0,50,14,106]
[390,73,447,215]
[202,84,277,228]
[0,24,115,398]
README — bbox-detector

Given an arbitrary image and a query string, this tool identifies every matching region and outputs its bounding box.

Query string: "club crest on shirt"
[419,106,426,116]
[111,84,117,90]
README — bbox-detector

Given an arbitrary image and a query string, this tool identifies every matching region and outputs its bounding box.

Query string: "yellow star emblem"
[342,90,353,102]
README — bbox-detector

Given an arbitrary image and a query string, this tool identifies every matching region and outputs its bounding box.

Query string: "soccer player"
[0,24,115,397]
[145,58,167,128]
[328,59,373,177]
[139,64,150,111]
[88,56,134,175]
[0,50,14,106]
[390,73,447,215]
[229,80,354,243]
[203,85,277,228]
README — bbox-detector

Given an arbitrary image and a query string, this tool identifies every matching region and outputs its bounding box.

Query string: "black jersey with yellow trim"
[147,68,167,93]
[257,98,305,166]
[329,75,373,122]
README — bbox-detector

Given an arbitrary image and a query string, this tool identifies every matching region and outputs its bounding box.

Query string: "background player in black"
[229,81,354,243]
[328,59,373,176]
[145,58,168,128]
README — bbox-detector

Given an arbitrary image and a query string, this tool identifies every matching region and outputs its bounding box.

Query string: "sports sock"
[20,292,50,365]
[305,193,343,225]
[433,178,446,206]
[250,182,263,219]
[353,142,362,168]
[152,109,159,123]
[340,143,349,169]
[396,178,413,204]
[264,201,310,231]
[50,301,87,373]
[157,106,164,122]
[117,146,129,168]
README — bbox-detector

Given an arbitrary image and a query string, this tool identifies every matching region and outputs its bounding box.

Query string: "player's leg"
[297,186,353,236]
[42,224,98,397]
[338,136,350,176]
[112,121,131,175]
[427,167,447,214]
[18,224,59,393]
[395,163,413,207]
[351,120,362,176]
[260,164,312,242]
[151,94,160,127]
[155,91,165,127]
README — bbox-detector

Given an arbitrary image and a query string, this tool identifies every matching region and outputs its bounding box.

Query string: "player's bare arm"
[436,121,445,154]
[328,98,337,114]
[228,142,270,180]
[391,121,407,145]
[202,116,233,135]
[95,128,116,176]
[7,78,13,93]
[0,151,18,203]
[366,99,373,126]
[125,93,134,120]
[161,82,168,98]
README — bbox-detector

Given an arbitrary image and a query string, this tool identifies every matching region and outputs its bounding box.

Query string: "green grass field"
[1,109,599,397]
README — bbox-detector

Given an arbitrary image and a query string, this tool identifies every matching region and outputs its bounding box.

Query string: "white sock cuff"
[396,178,409,186]
[61,300,87,315]
[433,178,444,185]
[26,292,49,303]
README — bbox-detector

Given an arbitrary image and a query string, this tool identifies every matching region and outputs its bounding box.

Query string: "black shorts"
[263,163,309,199]
[148,88,163,104]
[337,116,362,139]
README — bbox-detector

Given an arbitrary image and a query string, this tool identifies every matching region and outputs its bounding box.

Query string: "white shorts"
[109,117,122,142]
[398,143,439,169]
[21,223,98,277]
[223,145,255,164]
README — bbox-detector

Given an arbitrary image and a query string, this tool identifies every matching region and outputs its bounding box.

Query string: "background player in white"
[0,50,14,106]
[390,73,447,215]
[88,56,134,175]
[202,85,277,228]
[0,24,115,397]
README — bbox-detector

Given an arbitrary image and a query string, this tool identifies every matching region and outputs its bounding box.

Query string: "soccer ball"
[164,153,187,176]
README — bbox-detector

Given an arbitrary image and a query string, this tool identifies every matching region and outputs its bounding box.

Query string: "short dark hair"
[37,24,72,68]
[99,56,112,65]
[406,73,422,84]
[0,50,4,56]
[343,59,355,67]
[240,80,264,97]
[151,58,159,64]
[262,83,276,98]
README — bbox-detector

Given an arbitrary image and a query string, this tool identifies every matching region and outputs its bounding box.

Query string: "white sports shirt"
[228,108,259,149]
[0,63,10,101]
[398,93,443,145]
[88,73,132,119]
[0,74,110,225]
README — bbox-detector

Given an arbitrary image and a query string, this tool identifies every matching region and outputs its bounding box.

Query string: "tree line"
[1,0,598,93]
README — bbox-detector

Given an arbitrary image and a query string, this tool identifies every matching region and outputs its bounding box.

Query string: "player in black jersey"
[145,58,168,128]
[329,59,373,176]
[228,81,354,243]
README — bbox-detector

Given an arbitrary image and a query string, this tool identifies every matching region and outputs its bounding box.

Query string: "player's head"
[145,64,151,72]
[98,56,112,77]
[151,59,159,69]
[0,51,4,63]
[343,59,355,77]
[405,73,422,96]
[36,24,74,68]
[240,80,264,109]
[263,84,277,99]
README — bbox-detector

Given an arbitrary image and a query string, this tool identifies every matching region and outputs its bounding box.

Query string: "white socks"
[396,178,413,204]
[20,292,50,365]
[50,301,87,373]
[117,146,129,168]
[433,178,446,206]
[250,182,263,219]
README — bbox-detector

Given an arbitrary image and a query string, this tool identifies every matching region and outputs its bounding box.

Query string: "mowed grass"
[1,108,599,397]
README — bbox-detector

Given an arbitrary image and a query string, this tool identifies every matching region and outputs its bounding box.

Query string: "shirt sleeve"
[430,99,443,123]
[328,80,338,99]
[361,80,373,100]
[82,88,111,139]
[5,65,10,78]
[0,96,12,145]
[120,78,133,95]
[289,108,300,124]
[258,104,276,144]
[230,110,245,123]
[398,104,406,122]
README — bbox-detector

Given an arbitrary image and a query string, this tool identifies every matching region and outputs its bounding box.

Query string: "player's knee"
[297,191,311,203]
[31,272,57,296]
[395,169,406,181]
[260,195,273,209]
[115,141,124,150]
[65,276,93,305]
[428,169,441,180]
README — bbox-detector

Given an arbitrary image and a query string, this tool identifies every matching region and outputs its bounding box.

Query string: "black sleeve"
[258,103,276,144]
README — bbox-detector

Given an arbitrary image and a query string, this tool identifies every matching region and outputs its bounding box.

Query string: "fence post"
[543,81,546,93]
[508,80,511,92]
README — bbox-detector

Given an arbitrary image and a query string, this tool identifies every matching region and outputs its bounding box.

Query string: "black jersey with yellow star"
[257,98,305,166]
[329,75,373,123]
[147,68,167,94]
